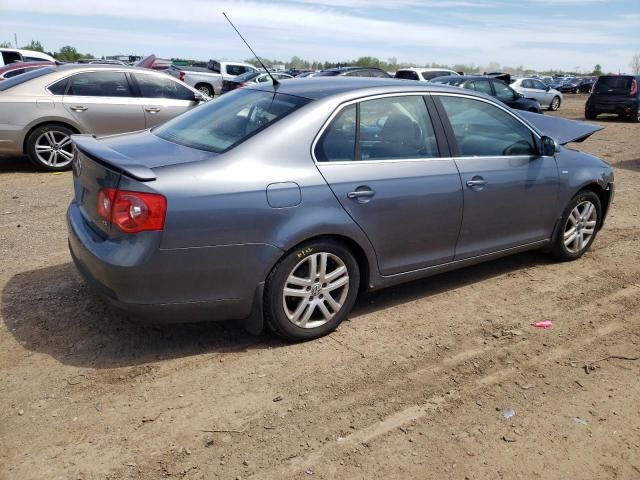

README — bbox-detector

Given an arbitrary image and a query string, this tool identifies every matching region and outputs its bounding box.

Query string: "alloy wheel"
[563,200,597,253]
[282,252,349,329]
[551,97,560,110]
[34,130,74,168]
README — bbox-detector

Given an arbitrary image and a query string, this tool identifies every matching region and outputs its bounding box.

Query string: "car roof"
[323,66,384,73]
[248,77,478,100]
[52,64,167,74]
[398,67,456,72]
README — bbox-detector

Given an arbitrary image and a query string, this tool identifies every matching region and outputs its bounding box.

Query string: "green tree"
[592,64,603,75]
[0,41,13,48]
[21,40,44,52]
[54,46,93,62]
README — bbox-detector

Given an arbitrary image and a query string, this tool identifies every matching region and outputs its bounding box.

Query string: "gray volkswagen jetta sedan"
[67,78,614,341]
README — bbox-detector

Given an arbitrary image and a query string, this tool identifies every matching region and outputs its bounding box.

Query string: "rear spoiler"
[72,134,156,181]
[518,111,604,145]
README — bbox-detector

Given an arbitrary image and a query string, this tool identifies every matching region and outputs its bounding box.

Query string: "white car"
[511,77,563,111]
[395,67,460,82]
[167,60,258,97]
[0,48,56,66]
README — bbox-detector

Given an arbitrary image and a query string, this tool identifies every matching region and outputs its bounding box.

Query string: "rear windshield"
[594,76,633,94]
[395,70,419,81]
[422,71,452,80]
[0,67,55,91]
[233,71,260,83]
[431,77,464,86]
[154,89,311,153]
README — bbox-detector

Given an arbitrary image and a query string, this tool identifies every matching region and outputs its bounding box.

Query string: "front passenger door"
[132,73,200,128]
[434,94,559,259]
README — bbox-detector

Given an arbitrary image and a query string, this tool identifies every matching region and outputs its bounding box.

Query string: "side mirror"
[540,136,558,156]
[545,86,550,91]
[192,92,207,103]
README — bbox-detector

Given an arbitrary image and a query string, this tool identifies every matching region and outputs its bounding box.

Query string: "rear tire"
[549,96,561,111]
[631,107,640,123]
[551,190,601,261]
[26,124,75,172]
[194,83,214,97]
[264,240,360,341]
[585,109,597,120]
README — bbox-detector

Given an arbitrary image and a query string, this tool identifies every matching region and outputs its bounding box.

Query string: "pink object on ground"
[532,320,553,329]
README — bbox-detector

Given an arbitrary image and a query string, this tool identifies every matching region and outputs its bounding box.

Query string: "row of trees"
[0,39,94,62]
[3,38,640,75]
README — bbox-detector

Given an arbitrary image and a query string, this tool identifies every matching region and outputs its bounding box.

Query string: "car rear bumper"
[0,124,25,155]
[67,202,283,323]
[587,98,639,115]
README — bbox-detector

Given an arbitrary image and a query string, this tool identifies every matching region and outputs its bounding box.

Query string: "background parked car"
[167,60,257,97]
[431,75,543,113]
[221,71,293,94]
[510,77,563,110]
[76,59,127,65]
[586,75,640,122]
[0,48,57,66]
[394,67,459,81]
[556,77,592,94]
[0,61,56,81]
[0,65,207,171]
[313,66,391,78]
[295,71,320,78]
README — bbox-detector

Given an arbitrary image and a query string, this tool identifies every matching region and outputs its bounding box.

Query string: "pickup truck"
[167,60,258,97]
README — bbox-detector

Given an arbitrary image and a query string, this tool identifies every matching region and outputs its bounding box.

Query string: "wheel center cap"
[311,284,322,296]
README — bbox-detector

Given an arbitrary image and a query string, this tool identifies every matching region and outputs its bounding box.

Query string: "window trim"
[431,92,542,159]
[311,91,449,165]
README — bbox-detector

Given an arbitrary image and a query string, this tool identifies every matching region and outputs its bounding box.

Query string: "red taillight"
[179,71,185,81]
[630,79,638,96]
[97,188,166,233]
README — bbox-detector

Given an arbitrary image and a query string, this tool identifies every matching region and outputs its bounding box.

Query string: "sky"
[1,0,639,73]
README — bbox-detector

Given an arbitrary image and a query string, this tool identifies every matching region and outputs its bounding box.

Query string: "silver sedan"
[0,65,207,171]
[511,77,563,111]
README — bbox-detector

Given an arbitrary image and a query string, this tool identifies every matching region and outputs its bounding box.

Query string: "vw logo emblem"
[73,151,82,177]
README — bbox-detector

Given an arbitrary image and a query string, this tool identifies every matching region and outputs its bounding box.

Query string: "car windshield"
[154,89,311,153]
[0,67,55,91]
[234,71,260,83]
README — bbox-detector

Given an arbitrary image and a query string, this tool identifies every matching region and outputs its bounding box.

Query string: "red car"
[134,54,172,71]
[0,61,56,81]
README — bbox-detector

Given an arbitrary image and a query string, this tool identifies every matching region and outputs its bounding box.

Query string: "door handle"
[347,189,376,200]
[466,179,487,188]
[70,106,87,112]
[145,107,161,114]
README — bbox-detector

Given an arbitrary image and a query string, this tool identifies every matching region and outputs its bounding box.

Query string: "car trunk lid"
[518,111,604,144]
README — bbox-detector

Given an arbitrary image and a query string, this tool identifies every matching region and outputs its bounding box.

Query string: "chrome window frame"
[311,90,543,165]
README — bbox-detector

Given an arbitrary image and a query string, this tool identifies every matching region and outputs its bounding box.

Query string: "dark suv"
[313,67,391,78]
[585,75,640,122]
[430,75,543,113]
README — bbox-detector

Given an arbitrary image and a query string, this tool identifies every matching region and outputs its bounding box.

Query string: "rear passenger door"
[131,72,199,128]
[55,71,146,135]
[315,95,463,275]
[433,94,559,259]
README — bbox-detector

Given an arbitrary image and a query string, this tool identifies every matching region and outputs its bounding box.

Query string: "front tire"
[551,190,601,261]
[549,96,561,111]
[264,240,360,341]
[26,124,75,171]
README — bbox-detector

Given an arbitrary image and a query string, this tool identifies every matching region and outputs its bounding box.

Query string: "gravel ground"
[1,95,639,480]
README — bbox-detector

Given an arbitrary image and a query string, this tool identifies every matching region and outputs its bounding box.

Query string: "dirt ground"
[1,95,639,480]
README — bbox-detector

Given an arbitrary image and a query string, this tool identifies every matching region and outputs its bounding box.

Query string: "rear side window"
[315,105,356,162]
[438,95,536,157]
[66,72,132,97]
[208,60,221,73]
[134,73,194,100]
[395,71,419,81]
[316,96,440,162]
[492,81,516,101]
[468,80,492,95]
[2,51,21,64]
[154,89,310,153]
[226,64,251,76]
[0,67,56,91]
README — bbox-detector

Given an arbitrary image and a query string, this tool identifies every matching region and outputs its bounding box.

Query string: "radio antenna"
[222,12,279,88]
